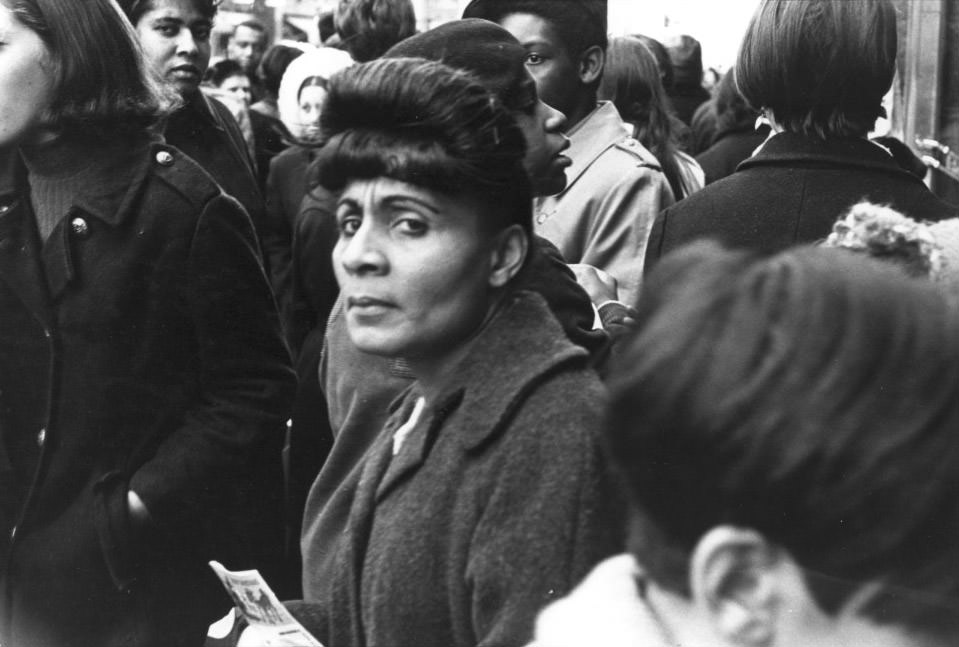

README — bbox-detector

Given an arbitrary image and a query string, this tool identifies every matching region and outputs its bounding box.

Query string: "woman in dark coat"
[0,2,295,646]
[645,0,956,272]
[237,57,621,647]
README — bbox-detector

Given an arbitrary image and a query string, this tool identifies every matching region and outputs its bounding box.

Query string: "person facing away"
[600,35,705,201]
[333,0,416,63]
[533,241,959,647]
[463,0,675,306]
[235,56,621,647]
[0,1,295,646]
[119,0,268,262]
[645,0,957,272]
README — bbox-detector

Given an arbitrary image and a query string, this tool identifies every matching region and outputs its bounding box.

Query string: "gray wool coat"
[298,290,623,647]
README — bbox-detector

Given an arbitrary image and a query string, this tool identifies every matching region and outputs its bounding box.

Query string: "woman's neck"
[405,293,507,404]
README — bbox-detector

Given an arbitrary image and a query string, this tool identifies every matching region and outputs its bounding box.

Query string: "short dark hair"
[607,242,959,636]
[314,57,532,238]
[334,0,416,63]
[10,0,178,138]
[735,0,897,139]
[117,0,217,27]
[204,59,247,88]
[463,0,608,56]
[257,44,304,97]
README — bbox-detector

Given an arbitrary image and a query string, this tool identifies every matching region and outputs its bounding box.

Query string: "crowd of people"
[0,0,957,646]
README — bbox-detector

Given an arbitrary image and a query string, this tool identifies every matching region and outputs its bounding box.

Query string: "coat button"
[155,151,174,166]
[9,526,16,542]
[37,428,46,448]
[0,203,10,215]
[71,217,89,237]
[536,212,548,225]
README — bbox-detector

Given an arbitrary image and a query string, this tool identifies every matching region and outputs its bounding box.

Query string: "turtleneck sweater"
[19,136,143,241]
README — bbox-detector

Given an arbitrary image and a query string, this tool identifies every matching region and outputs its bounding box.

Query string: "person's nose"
[339,222,388,276]
[175,30,199,58]
[544,103,567,133]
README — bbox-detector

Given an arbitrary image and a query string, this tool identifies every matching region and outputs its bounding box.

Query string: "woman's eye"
[525,53,544,65]
[337,215,361,236]
[157,25,178,37]
[395,217,428,236]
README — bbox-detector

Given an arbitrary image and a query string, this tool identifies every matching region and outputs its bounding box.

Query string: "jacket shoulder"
[147,142,226,209]
[610,136,662,170]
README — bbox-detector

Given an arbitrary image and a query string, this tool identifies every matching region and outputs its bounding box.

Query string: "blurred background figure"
[251,43,304,121]
[333,0,416,62]
[226,19,268,86]
[693,70,769,184]
[664,34,710,125]
[534,242,959,647]
[600,36,704,201]
[204,58,290,191]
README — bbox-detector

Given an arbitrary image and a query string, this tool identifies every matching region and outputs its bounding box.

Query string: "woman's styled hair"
[204,58,247,88]
[607,242,959,636]
[334,0,416,63]
[117,0,217,27]
[735,0,897,139]
[600,36,692,200]
[8,0,178,138]
[314,57,532,237]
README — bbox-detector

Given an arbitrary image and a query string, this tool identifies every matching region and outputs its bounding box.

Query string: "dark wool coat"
[646,132,958,270]
[0,140,296,647]
[298,291,622,647]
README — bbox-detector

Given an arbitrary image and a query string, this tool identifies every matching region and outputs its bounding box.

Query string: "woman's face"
[220,73,252,106]
[134,0,212,98]
[298,85,326,140]
[333,177,497,360]
[0,6,54,147]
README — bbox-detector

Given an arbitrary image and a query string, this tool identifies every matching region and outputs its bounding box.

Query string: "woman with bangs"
[237,56,620,647]
[0,1,294,645]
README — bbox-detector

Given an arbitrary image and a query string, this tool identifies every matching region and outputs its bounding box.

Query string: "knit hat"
[665,34,704,87]
[462,0,608,49]
[383,19,530,111]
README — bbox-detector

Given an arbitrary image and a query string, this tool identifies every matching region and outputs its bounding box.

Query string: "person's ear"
[689,526,785,646]
[488,225,528,288]
[578,45,605,85]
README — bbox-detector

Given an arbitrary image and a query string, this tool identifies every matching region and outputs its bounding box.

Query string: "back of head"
[713,69,760,135]
[383,19,530,112]
[204,58,246,88]
[600,36,686,200]
[632,34,673,92]
[314,57,532,237]
[334,0,416,63]
[257,44,305,97]
[462,0,608,56]
[12,0,177,140]
[608,242,959,638]
[735,0,897,139]
[664,34,703,88]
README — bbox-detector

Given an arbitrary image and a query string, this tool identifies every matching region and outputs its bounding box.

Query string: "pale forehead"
[232,25,266,43]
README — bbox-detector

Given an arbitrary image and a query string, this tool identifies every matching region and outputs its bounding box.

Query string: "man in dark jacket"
[122,0,269,263]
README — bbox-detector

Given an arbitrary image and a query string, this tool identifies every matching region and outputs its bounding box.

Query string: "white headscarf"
[277,46,354,141]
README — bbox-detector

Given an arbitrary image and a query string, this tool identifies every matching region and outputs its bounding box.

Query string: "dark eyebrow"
[383,195,440,214]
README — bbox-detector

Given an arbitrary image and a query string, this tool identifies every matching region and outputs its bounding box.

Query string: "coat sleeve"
[576,165,675,308]
[465,371,624,647]
[129,193,296,535]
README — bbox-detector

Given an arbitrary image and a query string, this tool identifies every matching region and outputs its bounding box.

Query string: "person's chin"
[171,78,201,100]
[534,174,568,197]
